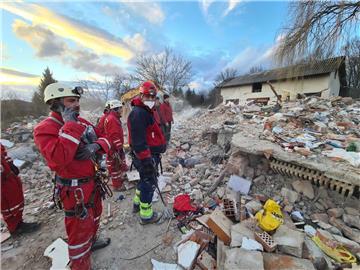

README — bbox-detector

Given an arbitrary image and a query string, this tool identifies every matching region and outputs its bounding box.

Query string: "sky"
[1,0,289,100]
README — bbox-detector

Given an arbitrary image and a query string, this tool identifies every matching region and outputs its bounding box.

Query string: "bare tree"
[248,65,265,74]
[112,74,137,99]
[276,1,360,65]
[343,37,360,89]
[213,68,238,87]
[133,47,192,93]
[79,76,114,102]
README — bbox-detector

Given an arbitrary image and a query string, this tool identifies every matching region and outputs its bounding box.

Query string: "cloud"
[65,49,122,77]
[201,0,241,22]
[123,33,147,53]
[200,0,215,15]
[12,20,124,77]
[1,2,134,59]
[225,35,284,73]
[0,67,40,86]
[1,42,9,61]
[122,2,165,25]
[0,68,41,101]
[13,19,66,57]
[223,0,242,17]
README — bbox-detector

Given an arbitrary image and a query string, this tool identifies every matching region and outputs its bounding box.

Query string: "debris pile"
[151,96,360,270]
[1,98,359,270]
[261,96,360,167]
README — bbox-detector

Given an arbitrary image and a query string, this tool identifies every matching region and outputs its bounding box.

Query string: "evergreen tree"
[32,67,57,115]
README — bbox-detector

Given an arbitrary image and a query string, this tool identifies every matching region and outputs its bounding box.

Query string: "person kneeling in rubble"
[33,83,111,270]
[128,81,166,225]
[1,143,40,236]
[104,99,128,191]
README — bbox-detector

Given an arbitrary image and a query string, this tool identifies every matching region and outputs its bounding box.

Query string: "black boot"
[132,204,140,213]
[140,212,162,225]
[12,221,40,236]
[91,237,111,252]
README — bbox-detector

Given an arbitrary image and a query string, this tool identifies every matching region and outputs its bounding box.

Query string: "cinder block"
[255,231,277,252]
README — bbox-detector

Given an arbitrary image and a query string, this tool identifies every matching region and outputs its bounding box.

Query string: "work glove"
[75,143,100,160]
[10,162,20,176]
[61,107,79,123]
[141,159,156,177]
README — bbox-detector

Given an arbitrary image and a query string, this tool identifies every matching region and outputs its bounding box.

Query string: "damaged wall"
[221,74,339,105]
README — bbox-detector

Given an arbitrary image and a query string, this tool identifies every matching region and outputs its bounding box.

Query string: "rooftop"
[222,56,345,88]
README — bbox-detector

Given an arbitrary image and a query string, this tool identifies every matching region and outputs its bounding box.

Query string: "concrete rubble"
[1,97,360,269]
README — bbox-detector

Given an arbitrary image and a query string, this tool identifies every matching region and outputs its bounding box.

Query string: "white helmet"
[44,82,83,103]
[105,100,111,109]
[108,99,122,110]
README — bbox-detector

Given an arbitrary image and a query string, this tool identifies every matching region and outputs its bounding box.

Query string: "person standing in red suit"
[33,82,111,270]
[1,143,40,235]
[96,101,110,134]
[104,100,128,191]
[153,97,163,127]
[159,94,173,145]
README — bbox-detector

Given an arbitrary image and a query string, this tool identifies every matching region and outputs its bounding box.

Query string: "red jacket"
[1,144,18,179]
[104,111,124,152]
[153,107,161,125]
[34,111,111,179]
[127,97,166,160]
[160,102,173,123]
[97,111,109,134]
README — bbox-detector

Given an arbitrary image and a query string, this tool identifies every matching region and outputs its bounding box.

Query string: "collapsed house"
[220,57,347,106]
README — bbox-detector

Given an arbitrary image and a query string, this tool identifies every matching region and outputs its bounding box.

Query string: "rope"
[117,242,162,261]
[118,219,173,261]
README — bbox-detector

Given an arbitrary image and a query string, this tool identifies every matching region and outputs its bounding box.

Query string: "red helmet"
[139,81,157,96]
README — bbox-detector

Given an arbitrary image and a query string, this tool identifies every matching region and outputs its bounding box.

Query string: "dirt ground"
[1,189,181,270]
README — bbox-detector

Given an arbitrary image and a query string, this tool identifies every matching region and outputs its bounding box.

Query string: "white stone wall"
[220,74,341,105]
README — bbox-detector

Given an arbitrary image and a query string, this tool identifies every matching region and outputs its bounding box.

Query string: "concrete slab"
[231,134,360,186]
[224,249,264,270]
[217,239,229,270]
[263,253,316,270]
[230,221,255,248]
[273,225,305,258]
[177,240,201,270]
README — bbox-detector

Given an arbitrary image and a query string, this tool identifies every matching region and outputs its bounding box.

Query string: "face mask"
[144,100,155,109]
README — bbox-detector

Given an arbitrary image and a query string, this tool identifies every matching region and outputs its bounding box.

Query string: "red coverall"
[104,111,127,189]
[97,110,108,134]
[159,101,173,124]
[159,101,173,143]
[34,111,111,270]
[153,107,162,125]
[1,144,24,233]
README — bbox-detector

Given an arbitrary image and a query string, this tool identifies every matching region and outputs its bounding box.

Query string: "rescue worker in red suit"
[1,144,40,235]
[159,94,173,145]
[104,100,128,191]
[128,81,166,224]
[33,83,111,270]
[153,97,163,126]
[96,100,110,134]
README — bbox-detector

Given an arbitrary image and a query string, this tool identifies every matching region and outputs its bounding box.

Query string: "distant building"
[220,56,347,105]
